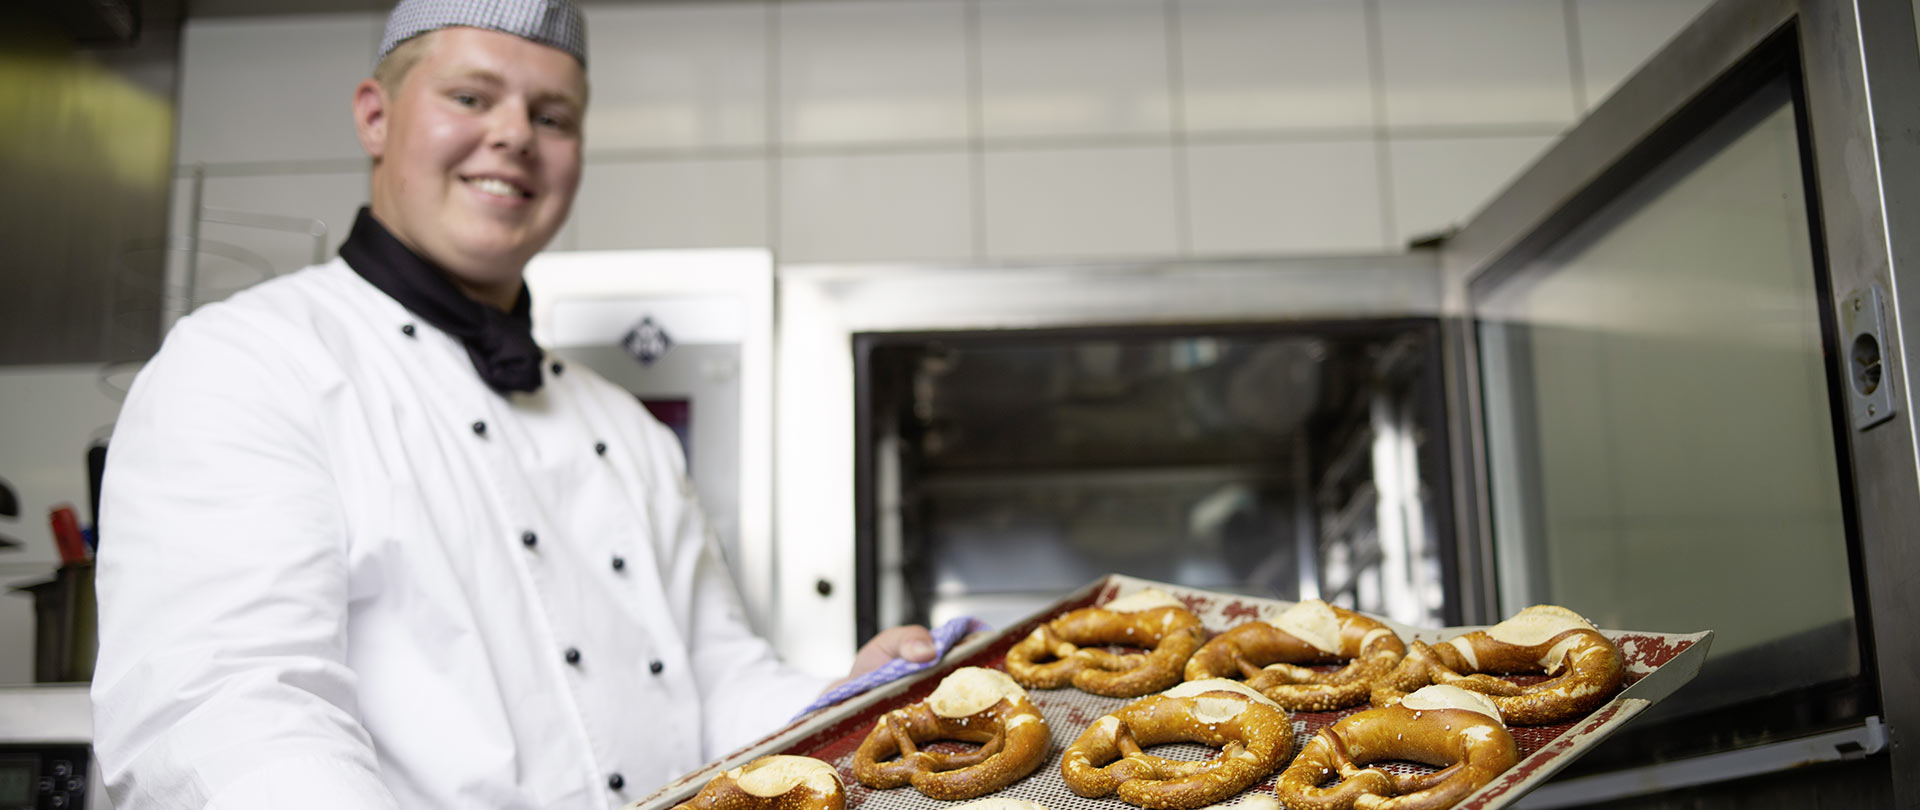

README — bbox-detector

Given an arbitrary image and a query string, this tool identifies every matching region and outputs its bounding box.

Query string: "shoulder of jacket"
[178,259,405,339]
[153,261,374,385]
[176,260,340,327]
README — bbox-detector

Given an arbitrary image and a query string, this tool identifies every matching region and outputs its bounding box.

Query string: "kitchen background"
[0,0,1713,685]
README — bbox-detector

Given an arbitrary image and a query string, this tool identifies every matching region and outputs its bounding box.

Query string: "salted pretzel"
[1184,599,1406,711]
[1275,685,1518,810]
[1372,605,1624,726]
[672,755,844,810]
[851,667,1051,800]
[1061,679,1294,810]
[1005,588,1208,698]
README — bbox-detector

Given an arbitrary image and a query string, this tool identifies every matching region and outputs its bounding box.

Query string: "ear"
[353,78,390,160]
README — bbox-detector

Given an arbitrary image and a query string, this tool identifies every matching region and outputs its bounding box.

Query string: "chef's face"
[354,27,586,310]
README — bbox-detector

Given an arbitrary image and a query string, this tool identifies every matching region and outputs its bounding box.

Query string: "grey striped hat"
[378,0,587,66]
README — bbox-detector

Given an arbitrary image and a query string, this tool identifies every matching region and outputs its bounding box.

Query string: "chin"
[450,229,547,269]
[455,251,535,283]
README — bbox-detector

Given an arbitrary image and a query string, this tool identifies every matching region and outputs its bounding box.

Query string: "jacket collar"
[338,207,544,394]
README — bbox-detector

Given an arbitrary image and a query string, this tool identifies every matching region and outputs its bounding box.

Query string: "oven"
[768,254,1451,671]
[766,0,1920,803]
[1437,0,1917,802]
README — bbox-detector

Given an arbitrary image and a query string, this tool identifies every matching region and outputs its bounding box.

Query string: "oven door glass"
[1474,74,1864,757]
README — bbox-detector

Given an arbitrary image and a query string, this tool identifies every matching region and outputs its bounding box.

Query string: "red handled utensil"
[50,504,89,564]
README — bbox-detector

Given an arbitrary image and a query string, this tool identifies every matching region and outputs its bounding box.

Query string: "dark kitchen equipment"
[0,475,19,550]
[86,443,107,547]
[10,563,97,683]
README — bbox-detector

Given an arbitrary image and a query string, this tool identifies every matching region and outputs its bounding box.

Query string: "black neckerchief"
[339,208,543,394]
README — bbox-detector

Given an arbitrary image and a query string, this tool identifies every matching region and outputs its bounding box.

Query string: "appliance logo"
[622,316,673,366]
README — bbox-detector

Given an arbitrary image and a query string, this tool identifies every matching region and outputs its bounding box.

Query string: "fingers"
[883,625,938,662]
[903,636,936,662]
[893,626,934,656]
[847,625,938,680]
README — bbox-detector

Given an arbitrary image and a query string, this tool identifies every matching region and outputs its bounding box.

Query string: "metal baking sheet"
[625,575,1712,810]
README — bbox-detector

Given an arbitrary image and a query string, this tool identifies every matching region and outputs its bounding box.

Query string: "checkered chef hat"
[378,0,587,66]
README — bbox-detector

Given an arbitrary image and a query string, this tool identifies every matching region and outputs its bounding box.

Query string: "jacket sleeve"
[638,418,831,760]
[89,310,401,810]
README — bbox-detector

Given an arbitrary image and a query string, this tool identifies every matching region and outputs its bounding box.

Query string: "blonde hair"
[373,33,434,95]
[370,31,591,104]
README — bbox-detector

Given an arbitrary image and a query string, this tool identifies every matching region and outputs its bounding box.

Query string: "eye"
[534,110,580,134]
[450,91,484,109]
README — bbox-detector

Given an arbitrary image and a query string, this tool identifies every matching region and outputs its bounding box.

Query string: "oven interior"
[854,320,1456,643]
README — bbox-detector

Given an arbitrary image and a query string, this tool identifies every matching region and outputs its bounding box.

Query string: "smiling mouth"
[463,176,533,200]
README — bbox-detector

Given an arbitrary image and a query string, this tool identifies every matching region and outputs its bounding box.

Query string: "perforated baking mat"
[625,575,1711,810]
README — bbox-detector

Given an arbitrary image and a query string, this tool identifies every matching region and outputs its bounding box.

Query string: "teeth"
[468,177,523,198]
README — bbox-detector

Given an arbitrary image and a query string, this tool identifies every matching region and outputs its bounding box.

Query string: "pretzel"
[1371,605,1623,726]
[851,667,1051,800]
[1275,685,1518,810]
[672,756,844,810]
[1006,588,1209,697]
[1184,600,1406,711]
[1061,679,1294,810]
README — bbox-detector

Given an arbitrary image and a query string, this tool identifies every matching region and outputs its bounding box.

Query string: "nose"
[488,99,533,156]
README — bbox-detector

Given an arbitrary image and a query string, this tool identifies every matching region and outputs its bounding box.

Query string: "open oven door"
[1436,0,1920,804]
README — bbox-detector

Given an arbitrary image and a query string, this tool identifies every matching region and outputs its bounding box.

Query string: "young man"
[90,2,933,808]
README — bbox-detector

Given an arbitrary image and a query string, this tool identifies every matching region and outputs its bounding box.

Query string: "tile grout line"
[759,2,788,640]
[766,0,783,259]
[1164,0,1192,257]
[177,119,1576,180]
[1364,0,1398,250]
[1563,0,1590,116]
[967,0,987,262]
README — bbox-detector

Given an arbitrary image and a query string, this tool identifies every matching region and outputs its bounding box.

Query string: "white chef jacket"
[91,259,830,810]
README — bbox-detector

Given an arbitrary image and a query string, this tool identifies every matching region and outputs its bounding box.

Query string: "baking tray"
[624,575,1712,810]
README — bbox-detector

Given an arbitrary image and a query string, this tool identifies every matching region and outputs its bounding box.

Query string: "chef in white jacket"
[89,1,935,808]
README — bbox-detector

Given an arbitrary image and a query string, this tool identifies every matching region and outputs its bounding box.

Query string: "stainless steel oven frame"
[1437,0,1920,802]
[771,255,1444,677]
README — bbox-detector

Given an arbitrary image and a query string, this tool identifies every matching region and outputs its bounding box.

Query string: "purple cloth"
[793,616,992,720]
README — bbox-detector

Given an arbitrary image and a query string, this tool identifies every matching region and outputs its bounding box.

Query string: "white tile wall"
[201,172,368,253]
[176,13,380,165]
[550,207,581,253]
[573,157,770,250]
[1177,0,1376,134]
[778,151,974,263]
[1377,0,1578,129]
[158,3,1709,267]
[1574,0,1714,111]
[982,146,1180,259]
[777,1,970,146]
[1387,134,1558,245]
[1186,140,1388,256]
[166,171,368,314]
[583,3,771,152]
[977,0,1173,141]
